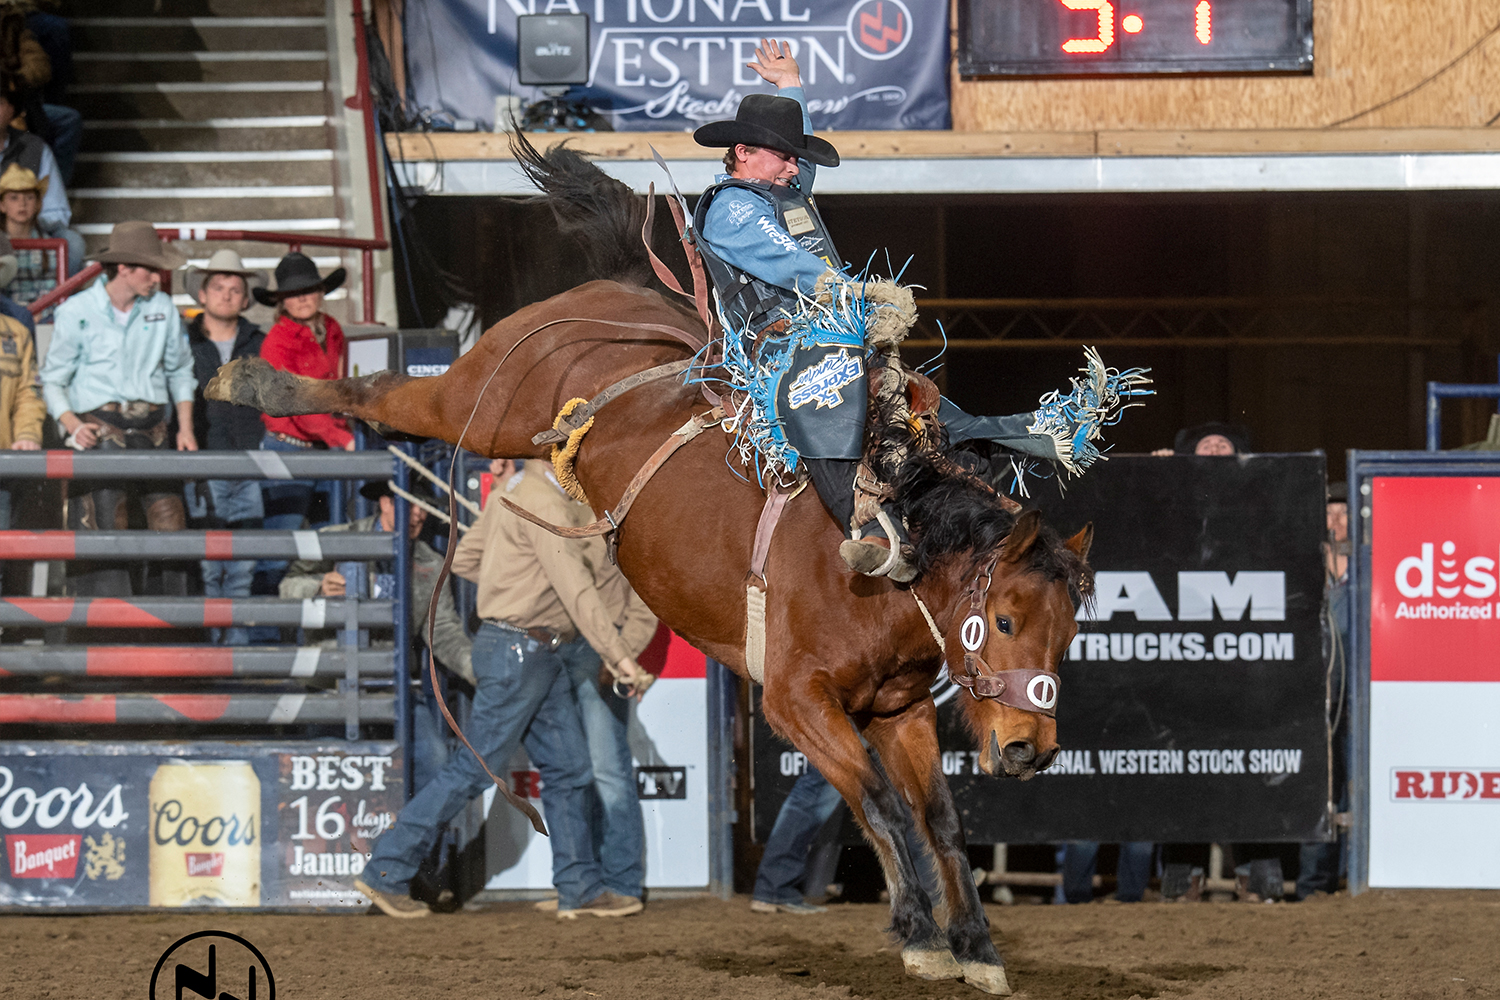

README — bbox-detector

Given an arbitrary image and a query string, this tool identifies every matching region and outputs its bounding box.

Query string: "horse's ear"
[1065,522,1094,561]
[1002,509,1043,563]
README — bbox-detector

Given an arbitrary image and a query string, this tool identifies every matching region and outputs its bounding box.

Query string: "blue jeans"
[412,663,451,793]
[41,104,81,184]
[186,479,264,644]
[563,643,645,898]
[754,766,845,904]
[1063,841,1155,903]
[362,627,604,908]
[256,431,317,577]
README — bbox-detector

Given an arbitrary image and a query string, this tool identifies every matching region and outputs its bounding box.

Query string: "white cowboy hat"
[183,248,269,299]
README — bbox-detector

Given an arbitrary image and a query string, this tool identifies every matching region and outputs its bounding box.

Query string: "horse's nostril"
[1034,746,1060,771]
[1003,741,1036,765]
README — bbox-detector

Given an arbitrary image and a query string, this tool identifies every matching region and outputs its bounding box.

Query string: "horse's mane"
[510,130,654,287]
[893,451,1092,602]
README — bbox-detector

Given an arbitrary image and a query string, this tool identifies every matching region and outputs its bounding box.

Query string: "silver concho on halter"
[1026,674,1059,711]
[960,614,986,652]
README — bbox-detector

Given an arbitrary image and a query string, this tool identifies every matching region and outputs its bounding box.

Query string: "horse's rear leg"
[865,700,1011,995]
[205,357,510,449]
[760,680,954,979]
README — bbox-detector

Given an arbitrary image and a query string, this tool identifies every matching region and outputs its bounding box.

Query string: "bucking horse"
[207,138,1115,995]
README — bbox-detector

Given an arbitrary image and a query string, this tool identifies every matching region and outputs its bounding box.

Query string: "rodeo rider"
[693,41,1100,584]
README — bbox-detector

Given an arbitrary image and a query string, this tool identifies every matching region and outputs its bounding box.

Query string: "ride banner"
[752,453,1331,843]
[0,741,402,909]
[1367,476,1500,888]
[404,1,950,132]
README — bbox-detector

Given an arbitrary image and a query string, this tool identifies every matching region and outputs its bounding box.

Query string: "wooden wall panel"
[953,0,1500,131]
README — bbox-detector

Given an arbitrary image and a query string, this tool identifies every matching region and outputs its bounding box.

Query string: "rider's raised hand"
[748,38,802,89]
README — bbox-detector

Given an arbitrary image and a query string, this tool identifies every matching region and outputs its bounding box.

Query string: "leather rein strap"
[948,553,1062,718]
[501,407,722,540]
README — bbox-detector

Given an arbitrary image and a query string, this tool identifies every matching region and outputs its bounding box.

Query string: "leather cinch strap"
[502,408,722,540]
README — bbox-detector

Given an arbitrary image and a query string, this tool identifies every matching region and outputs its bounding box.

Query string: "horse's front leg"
[760,676,956,982]
[864,697,1011,996]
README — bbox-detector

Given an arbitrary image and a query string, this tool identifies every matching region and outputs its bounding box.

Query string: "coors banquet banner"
[405,0,950,131]
[752,454,1332,843]
[0,742,402,908]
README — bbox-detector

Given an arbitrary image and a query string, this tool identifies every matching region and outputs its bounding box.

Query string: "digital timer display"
[958,0,1312,76]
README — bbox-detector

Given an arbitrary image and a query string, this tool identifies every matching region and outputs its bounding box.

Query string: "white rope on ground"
[388,481,469,532]
[386,445,482,517]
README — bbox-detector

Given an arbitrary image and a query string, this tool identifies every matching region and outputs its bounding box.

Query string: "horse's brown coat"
[206,277,1091,994]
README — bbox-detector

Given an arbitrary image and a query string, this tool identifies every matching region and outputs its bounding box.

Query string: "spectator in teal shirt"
[38,221,196,591]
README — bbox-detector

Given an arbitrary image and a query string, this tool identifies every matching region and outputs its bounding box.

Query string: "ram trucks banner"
[1368,476,1500,888]
[753,454,1331,843]
[0,742,402,908]
[406,1,950,131]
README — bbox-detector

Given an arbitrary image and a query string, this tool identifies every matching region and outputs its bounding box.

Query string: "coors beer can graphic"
[149,760,261,906]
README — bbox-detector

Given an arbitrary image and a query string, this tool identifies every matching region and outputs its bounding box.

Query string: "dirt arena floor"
[3,890,1497,999]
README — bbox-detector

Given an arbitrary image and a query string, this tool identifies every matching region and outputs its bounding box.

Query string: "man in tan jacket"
[356,460,657,920]
[0,250,44,531]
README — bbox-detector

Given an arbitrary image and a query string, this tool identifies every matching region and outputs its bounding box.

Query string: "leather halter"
[947,554,1062,719]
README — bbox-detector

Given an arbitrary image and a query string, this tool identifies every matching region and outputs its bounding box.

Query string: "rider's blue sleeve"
[702,187,833,296]
[781,85,816,191]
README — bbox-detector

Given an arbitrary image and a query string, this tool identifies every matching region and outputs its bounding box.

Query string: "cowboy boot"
[839,503,918,583]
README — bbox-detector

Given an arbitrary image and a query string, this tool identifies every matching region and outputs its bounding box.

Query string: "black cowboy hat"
[253,251,346,307]
[360,478,434,503]
[693,93,839,168]
[1173,421,1252,456]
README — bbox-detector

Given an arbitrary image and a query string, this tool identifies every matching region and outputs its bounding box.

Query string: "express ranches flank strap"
[948,554,1062,718]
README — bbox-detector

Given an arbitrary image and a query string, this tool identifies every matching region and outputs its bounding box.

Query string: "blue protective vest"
[693,178,845,334]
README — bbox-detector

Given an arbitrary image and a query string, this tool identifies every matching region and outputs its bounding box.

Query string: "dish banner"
[404,1,950,132]
[752,454,1332,843]
[1368,476,1500,888]
[0,741,403,908]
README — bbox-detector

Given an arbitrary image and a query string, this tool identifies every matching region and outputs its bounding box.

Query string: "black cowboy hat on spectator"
[253,251,346,307]
[693,93,839,167]
[1173,422,1252,456]
[359,478,435,503]
[88,220,188,271]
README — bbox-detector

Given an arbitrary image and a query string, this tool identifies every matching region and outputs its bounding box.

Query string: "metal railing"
[0,449,414,771]
[26,229,389,323]
[1426,381,1500,451]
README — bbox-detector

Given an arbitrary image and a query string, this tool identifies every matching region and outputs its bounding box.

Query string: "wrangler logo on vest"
[788,349,864,410]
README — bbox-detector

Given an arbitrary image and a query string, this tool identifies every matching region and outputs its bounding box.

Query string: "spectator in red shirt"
[251,252,351,593]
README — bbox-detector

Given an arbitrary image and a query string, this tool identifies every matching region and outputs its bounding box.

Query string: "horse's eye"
[995,615,1013,635]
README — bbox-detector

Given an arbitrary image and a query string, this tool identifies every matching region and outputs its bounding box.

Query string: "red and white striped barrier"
[0,530,394,561]
[0,692,393,725]
[0,645,390,678]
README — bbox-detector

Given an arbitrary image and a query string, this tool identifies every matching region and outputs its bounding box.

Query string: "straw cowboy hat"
[0,161,47,198]
[693,92,839,167]
[0,232,20,289]
[183,248,268,299]
[253,251,346,306]
[88,220,188,271]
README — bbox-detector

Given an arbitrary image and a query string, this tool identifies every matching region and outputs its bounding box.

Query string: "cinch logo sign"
[1390,768,1500,801]
[1371,477,1500,682]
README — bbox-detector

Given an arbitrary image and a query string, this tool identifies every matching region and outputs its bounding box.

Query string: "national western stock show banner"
[753,454,1332,844]
[405,0,950,131]
[1369,477,1500,888]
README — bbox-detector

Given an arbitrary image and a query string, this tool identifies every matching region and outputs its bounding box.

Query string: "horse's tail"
[510,130,653,287]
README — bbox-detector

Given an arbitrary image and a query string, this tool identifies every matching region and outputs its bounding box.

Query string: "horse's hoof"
[902,946,963,981]
[960,961,1012,995]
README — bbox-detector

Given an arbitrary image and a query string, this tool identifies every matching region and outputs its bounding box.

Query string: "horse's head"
[898,456,1094,781]
[941,510,1093,780]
